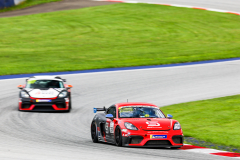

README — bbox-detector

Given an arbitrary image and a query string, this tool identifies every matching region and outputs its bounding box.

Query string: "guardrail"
[0,0,25,9]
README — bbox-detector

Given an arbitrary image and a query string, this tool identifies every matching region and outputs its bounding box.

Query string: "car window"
[106,107,116,118]
[118,106,165,118]
[26,80,64,89]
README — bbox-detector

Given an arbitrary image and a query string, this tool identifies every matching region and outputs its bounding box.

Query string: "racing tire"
[68,98,72,112]
[91,121,98,143]
[115,126,122,147]
[69,96,72,109]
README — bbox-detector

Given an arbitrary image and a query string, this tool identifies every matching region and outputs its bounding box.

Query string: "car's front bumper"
[19,97,69,111]
[121,130,183,147]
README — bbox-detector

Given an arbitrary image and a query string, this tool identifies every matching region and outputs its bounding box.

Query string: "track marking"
[94,0,240,16]
[180,145,240,158]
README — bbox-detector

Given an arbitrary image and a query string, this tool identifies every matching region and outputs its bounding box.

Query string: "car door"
[105,106,116,143]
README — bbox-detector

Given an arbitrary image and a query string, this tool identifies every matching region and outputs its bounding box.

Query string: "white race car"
[17,76,72,112]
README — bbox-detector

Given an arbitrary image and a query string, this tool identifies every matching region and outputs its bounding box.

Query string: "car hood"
[25,88,64,98]
[123,118,172,131]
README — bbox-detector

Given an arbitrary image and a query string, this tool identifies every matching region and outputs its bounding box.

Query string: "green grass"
[0,0,62,13]
[0,3,240,75]
[161,95,240,149]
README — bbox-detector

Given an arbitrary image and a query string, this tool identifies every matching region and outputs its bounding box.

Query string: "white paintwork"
[27,76,64,81]
[28,88,60,98]
[14,0,25,5]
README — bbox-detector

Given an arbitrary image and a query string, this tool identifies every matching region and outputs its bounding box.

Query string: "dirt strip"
[0,0,118,18]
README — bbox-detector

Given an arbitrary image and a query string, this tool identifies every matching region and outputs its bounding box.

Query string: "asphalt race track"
[1,0,240,159]
[1,60,240,160]
[135,0,240,13]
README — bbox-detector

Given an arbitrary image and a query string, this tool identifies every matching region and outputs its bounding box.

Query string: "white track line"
[94,0,240,15]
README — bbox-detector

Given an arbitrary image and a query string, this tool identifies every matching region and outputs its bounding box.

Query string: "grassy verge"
[0,0,62,13]
[0,3,240,75]
[161,95,240,151]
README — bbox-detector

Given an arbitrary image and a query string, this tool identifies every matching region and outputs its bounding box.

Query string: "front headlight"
[20,91,29,98]
[173,122,181,130]
[58,91,68,98]
[124,122,138,130]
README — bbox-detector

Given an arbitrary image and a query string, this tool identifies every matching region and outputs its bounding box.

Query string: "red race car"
[91,102,183,148]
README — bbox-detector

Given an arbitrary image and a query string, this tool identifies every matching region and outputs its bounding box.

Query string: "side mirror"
[106,114,114,119]
[17,85,24,89]
[167,114,173,119]
[66,85,73,89]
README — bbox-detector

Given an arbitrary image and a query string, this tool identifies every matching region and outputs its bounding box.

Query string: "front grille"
[172,136,183,144]
[22,104,31,109]
[33,106,55,111]
[129,136,143,144]
[56,103,66,108]
[144,140,171,146]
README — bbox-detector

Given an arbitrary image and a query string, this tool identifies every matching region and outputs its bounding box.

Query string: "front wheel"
[115,126,122,146]
[91,121,98,143]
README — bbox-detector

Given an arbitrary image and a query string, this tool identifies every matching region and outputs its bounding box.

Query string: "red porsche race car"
[17,76,72,112]
[91,102,183,148]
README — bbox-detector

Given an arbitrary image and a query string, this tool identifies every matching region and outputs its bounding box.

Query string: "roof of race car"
[115,102,158,108]
[27,76,64,81]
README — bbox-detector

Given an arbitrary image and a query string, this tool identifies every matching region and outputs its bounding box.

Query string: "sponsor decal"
[122,129,127,132]
[33,90,55,95]
[110,122,114,133]
[146,121,160,128]
[36,99,51,102]
[65,98,69,102]
[150,135,167,139]
[147,131,169,133]
[28,80,36,84]
[35,91,41,95]
[105,122,109,134]
[41,91,55,95]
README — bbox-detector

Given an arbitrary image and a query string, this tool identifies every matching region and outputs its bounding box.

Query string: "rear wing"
[93,107,106,113]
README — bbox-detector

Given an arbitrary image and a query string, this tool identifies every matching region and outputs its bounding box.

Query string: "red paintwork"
[192,7,207,10]
[179,145,206,150]
[211,152,240,157]
[111,102,183,147]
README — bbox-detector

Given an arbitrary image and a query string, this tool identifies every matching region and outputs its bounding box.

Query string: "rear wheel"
[115,126,122,146]
[91,121,98,143]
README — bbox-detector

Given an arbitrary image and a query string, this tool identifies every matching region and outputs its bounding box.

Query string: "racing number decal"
[105,122,109,134]
[110,122,114,133]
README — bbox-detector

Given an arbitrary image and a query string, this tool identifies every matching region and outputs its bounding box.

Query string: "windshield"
[118,106,165,118]
[25,80,64,89]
